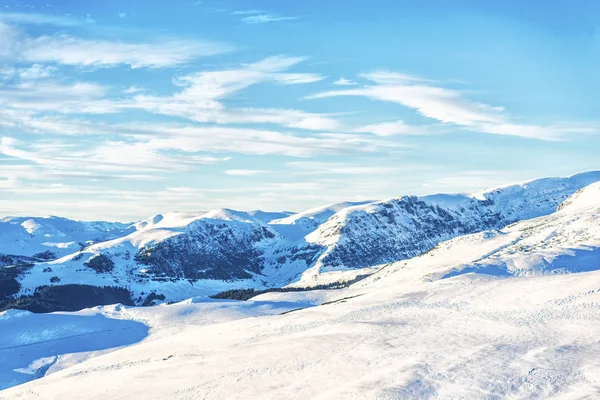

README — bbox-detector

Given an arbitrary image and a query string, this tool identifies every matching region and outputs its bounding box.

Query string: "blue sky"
[0,0,599,220]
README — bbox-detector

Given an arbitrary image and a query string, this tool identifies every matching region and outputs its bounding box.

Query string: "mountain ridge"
[1,170,599,307]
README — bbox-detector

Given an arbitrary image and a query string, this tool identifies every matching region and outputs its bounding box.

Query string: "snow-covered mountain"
[2,177,600,398]
[303,171,600,277]
[0,216,134,265]
[1,171,599,308]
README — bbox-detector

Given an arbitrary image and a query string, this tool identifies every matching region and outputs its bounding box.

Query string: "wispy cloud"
[241,14,298,24]
[0,64,57,81]
[128,55,333,130]
[128,123,384,158]
[17,64,57,80]
[0,54,337,134]
[224,169,269,176]
[333,77,357,86]
[0,80,118,114]
[0,22,19,58]
[0,12,88,27]
[309,71,598,141]
[0,135,230,179]
[19,35,232,68]
[233,10,298,24]
[355,120,434,136]
[0,22,232,69]
[231,10,263,16]
[285,161,416,176]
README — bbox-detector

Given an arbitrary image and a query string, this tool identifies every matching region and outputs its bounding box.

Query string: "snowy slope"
[443,181,600,278]
[269,200,372,241]
[2,181,600,398]
[246,210,295,223]
[0,295,320,390]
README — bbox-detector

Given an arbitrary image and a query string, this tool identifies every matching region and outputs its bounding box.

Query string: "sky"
[0,0,599,221]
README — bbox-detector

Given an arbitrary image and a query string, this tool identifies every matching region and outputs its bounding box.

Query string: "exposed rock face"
[134,220,280,280]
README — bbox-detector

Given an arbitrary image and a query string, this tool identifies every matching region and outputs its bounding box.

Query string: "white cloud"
[241,14,298,24]
[362,71,434,85]
[123,86,144,94]
[355,120,433,136]
[118,12,126,18]
[0,80,120,114]
[0,55,337,134]
[17,64,57,80]
[232,10,263,15]
[333,77,356,86]
[233,10,298,24]
[0,22,18,58]
[273,73,324,84]
[0,12,86,26]
[127,56,333,130]
[219,108,341,131]
[242,55,310,73]
[309,71,597,141]
[19,35,232,68]
[134,124,383,157]
[0,135,231,182]
[0,24,232,69]
[310,79,504,127]
[285,161,414,176]
[224,169,269,176]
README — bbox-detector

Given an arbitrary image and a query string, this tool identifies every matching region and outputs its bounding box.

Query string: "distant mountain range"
[1,170,599,309]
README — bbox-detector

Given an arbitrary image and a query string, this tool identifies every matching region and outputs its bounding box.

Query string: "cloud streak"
[0,22,232,69]
[309,71,597,141]
[127,55,335,130]
[0,12,88,27]
[19,35,232,68]
[233,10,298,24]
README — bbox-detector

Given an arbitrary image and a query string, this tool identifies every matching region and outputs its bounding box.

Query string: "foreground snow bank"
[0,309,148,390]
[0,293,326,391]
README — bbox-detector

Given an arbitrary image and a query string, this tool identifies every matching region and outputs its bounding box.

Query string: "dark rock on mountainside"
[134,220,278,280]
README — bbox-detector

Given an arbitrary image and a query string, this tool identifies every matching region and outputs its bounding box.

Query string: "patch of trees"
[32,250,57,261]
[0,254,37,267]
[0,263,34,299]
[141,292,166,306]
[85,254,115,273]
[0,284,134,313]
[210,273,372,301]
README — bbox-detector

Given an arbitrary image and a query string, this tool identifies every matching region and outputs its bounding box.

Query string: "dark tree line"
[0,284,135,313]
[210,273,371,301]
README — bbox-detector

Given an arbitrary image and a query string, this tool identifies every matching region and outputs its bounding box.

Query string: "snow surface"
[2,181,600,398]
